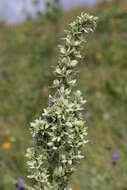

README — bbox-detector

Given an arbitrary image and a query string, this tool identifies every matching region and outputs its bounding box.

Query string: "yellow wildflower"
[2,142,11,150]
[96,52,103,61]
[110,18,121,25]
[123,4,127,13]
[9,136,16,142]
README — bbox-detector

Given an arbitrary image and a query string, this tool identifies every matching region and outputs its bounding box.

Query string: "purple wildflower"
[112,153,120,161]
[15,178,25,190]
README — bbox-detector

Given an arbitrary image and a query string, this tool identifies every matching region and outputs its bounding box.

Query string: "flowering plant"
[26,12,97,190]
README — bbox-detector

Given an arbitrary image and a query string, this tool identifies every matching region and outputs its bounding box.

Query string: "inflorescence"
[26,12,98,190]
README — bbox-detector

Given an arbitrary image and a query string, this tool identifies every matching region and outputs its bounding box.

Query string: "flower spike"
[26,12,98,190]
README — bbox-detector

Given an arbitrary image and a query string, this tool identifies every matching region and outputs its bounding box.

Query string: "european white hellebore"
[26,12,97,190]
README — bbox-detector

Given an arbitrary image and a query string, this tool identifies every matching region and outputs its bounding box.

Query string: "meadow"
[0,1,127,189]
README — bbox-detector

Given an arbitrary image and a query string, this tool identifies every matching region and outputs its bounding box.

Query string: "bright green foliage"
[26,13,97,190]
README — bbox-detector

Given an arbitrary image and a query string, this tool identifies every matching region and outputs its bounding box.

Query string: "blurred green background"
[0,0,127,189]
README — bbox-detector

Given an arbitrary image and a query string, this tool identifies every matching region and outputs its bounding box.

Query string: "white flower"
[26,12,97,190]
